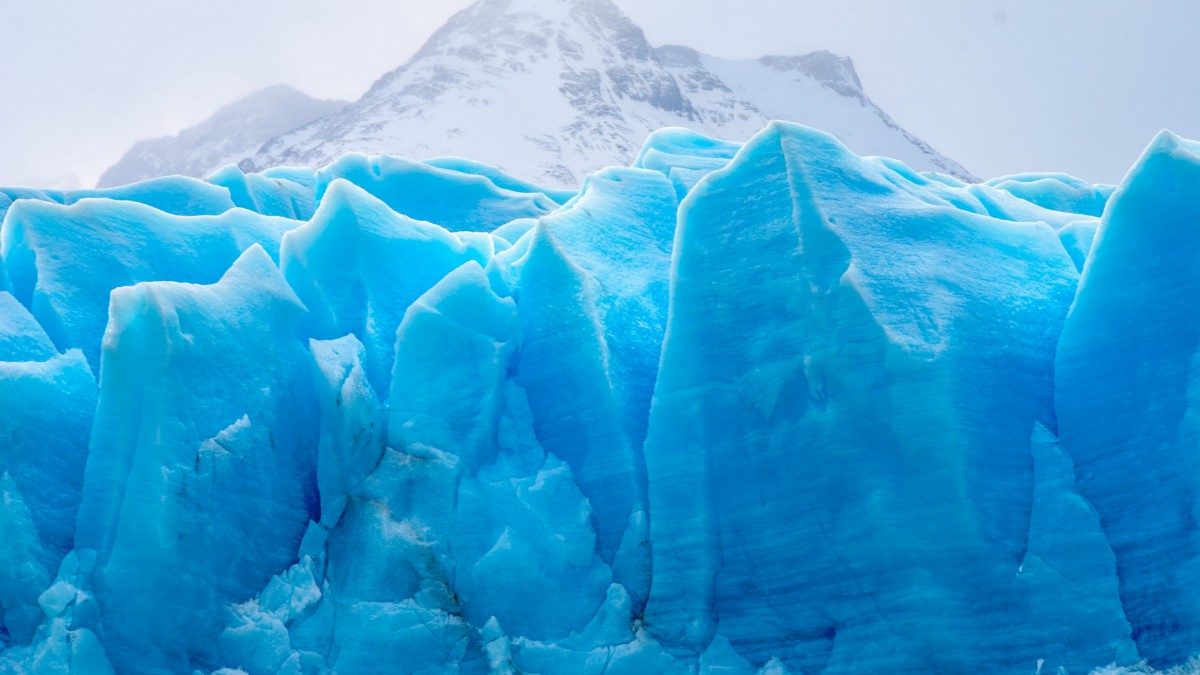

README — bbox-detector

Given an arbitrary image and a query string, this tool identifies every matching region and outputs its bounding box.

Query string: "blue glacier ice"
[641,122,1129,673]
[0,175,237,225]
[633,127,743,197]
[986,173,1116,219]
[1056,131,1200,668]
[205,165,317,221]
[0,121,1196,674]
[0,294,95,646]
[0,198,299,371]
[73,245,320,672]
[313,154,561,233]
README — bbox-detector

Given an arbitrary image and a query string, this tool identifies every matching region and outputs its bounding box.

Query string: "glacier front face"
[0,122,1195,674]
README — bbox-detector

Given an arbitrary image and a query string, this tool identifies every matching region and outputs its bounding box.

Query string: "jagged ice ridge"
[0,121,1197,674]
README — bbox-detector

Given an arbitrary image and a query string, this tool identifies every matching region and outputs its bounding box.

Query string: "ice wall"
[1056,131,1200,668]
[0,125,1193,674]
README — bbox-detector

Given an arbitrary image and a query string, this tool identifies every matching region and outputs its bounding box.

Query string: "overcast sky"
[1,1,1196,187]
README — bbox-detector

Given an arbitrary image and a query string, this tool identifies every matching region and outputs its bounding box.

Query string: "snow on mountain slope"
[243,0,974,186]
[97,86,347,188]
[700,53,968,177]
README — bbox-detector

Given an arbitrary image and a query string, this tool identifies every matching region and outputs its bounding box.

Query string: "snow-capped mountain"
[98,85,347,188]
[242,0,974,185]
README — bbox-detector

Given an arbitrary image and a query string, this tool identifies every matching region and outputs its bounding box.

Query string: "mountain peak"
[410,0,650,63]
[99,87,347,188]
[104,0,974,187]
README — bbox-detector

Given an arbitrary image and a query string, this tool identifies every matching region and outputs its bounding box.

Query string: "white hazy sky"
[0,1,1196,187]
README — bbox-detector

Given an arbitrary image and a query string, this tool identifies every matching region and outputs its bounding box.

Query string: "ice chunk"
[310,335,385,526]
[0,295,95,643]
[633,127,742,197]
[261,166,318,190]
[386,259,613,640]
[508,226,642,564]
[1,175,236,223]
[700,636,756,675]
[1015,424,1137,668]
[62,176,236,216]
[523,166,677,449]
[0,619,115,675]
[455,455,613,640]
[642,121,1098,671]
[0,188,61,226]
[325,601,482,674]
[987,172,1116,218]
[72,246,319,673]
[315,154,559,232]
[1058,218,1101,272]
[388,261,518,474]
[1,198,298,370]
[206,164,317,220]
[1056,130,1200,667]
[424,156,577,205]
[281,179,483,394]
[0,473,54,644]
[0,292,56,361]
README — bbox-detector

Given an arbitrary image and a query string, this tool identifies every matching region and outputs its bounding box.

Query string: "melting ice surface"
[0,123,1198,674]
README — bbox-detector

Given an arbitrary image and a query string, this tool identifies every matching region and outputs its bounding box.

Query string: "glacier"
[0,121,1197,674]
